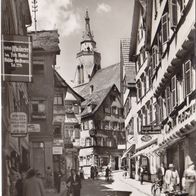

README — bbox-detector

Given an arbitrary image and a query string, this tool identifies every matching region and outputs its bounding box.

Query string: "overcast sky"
[28,0,134,86]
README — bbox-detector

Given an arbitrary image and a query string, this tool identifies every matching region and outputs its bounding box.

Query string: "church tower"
[74,10,101,88]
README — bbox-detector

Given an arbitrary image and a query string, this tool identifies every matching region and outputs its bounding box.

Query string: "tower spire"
[83,10,94,41]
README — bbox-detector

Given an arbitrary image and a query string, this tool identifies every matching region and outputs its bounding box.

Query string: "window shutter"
[165,86,171,115]
[169,0,178,29]
[161,13,169,44]
[171,76,175,108]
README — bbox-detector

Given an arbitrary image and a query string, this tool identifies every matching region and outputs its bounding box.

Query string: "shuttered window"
[171,75,177,108]
[184,60,192,96]
[161,13,169,44]
[169,0,178,28]
[152,45,159,69]
[158,96,164,122]
[165,86,171,115]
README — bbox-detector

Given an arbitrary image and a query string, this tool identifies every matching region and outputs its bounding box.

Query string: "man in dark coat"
[66,169,81,196]
[156,163,165,190]
[90,166,95,180]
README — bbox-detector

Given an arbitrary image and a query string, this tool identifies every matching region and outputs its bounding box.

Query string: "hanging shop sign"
[27,124,40,133]
[141,125,161,134]
[141,135,152,142]
[89,129,97,137]
[10,112,27,137]
[53,139,64,146]
[1,35,32,82]
[52,146,63,155]
[118,144,126,149]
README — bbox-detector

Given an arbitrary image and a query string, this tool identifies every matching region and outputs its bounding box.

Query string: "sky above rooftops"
[28,0,134,86]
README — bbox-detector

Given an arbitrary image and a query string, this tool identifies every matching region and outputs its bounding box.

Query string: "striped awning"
[131,144,158,159]
[122,144,135,159]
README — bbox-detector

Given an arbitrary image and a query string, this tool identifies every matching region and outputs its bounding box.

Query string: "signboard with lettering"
[141,125,161,134]
[10,112,27,137]
[118,144,126,149]
[1,35,32,82]
[52,146,63,155]
[27,124,40,133]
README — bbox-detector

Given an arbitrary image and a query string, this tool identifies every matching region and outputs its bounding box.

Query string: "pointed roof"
[81,84,120,117]
[78,63,121,97]
[82,10,95,43]
[54,70,84,102]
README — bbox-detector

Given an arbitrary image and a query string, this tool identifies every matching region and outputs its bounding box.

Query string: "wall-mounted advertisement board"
[1,35,32,82]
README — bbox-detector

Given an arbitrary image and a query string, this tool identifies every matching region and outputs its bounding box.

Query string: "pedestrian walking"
[124,165,128,179]
[45,166,52,188]
[23,168,45,196]
[138,165,144,185]
[79,167,84,180]
[15,171,26,196]
[66,169,81,196]
[94,166,98,179]
[105,166,110,181]
[182,161,196,196]
[90,165,95,180]
[57,170,62,193]
[156,163,165,191]
[164,163,179,192]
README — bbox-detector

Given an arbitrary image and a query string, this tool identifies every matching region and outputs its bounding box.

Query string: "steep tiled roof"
[79,63,121,97]
[81,85,116,117]
[54,70,84,102]
[28,30,60,54]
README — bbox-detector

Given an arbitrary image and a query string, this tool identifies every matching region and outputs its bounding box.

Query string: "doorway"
[115,157,119,170]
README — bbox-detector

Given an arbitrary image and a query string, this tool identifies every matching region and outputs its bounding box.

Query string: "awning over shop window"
[131,144,158,159]
[121,144,135,159]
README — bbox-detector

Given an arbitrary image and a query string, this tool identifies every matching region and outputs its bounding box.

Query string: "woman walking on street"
[182,162,196,196]
[66,169,81,196]
[23,169,45,196]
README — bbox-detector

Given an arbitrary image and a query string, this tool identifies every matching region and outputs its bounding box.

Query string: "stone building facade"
[1,0,32,195]
[28,30,60,183]
[127,0,196,183]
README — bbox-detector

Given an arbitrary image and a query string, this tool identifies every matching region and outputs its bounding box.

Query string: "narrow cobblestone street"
[46,171,152,196]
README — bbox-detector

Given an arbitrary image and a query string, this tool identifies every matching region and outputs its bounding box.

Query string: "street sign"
[53,139,64,146]
[52,146,63,155]
[10,112,27,137]
[1,35,32,82]
[118,144,126,149]
[27,124,40,133]
[141,125,161,134]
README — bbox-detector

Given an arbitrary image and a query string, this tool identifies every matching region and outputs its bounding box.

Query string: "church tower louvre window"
[74,10,101,87]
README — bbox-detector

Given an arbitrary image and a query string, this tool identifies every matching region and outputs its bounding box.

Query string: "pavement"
[45,170,152,196]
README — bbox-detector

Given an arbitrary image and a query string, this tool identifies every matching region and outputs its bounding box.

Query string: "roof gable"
[54,70,84,102]
[79,63,121,97]
[81,84,121,117]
